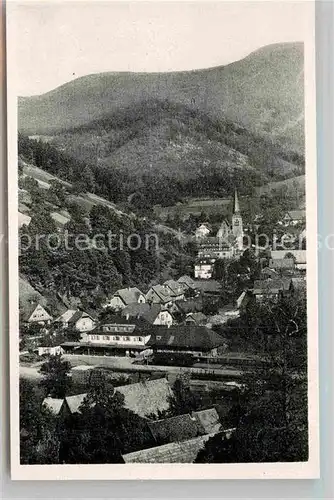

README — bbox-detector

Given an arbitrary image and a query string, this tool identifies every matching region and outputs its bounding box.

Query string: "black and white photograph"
[7,0,318,479]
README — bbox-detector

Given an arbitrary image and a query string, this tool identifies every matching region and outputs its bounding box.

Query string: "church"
[194,191,244,279]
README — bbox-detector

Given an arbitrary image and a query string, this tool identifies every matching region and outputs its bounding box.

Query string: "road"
[62,354,245,379]
[19,354,245,381]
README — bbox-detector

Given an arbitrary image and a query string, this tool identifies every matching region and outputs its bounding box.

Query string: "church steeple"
[232,189,243,252]
[233,189,240,214]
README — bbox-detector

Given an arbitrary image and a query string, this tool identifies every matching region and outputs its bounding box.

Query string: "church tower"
[232,190,243,251]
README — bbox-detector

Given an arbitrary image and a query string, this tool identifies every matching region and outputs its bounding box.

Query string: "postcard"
[7,0,319,480]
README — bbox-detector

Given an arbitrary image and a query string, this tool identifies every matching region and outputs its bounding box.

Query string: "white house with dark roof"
[103,287,146,310]
[121,303,174,327]
[21,302,52,325]
[55,309,96,332]
[281,210,306,226]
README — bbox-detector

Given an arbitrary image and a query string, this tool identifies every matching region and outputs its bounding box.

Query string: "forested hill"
[18,98,304,209]
[19,42,304,152]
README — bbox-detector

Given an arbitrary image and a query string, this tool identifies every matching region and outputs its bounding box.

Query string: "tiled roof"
[116,287,145,305]
[64,378,173,418]
[147,285,173,303]
[193,280,222,294]
[177,275,196,289]
[42,397,64,415]
[122,433,215,463]
[148,414,200,445]
[68,310,94,324]
[117,378,173,418]
[271,250,306,264]
[151,325,225,351]
[163,280,186,296]
[55,309,77,323]
[193,408,221,434]
[253,278,292,294]
[20,302,52,322]
[65,393,87,414]
[185,312,207,324]
[121,303,165,324]
[174,299,203,314]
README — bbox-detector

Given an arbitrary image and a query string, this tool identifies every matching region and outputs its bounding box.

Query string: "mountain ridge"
[18,42,304,152]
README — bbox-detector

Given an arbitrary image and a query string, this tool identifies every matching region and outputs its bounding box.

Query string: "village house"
[171,298,203,315]
[194,257,216,279]
[21,302,52,326]
[270,250,306,271]
[71,317,152,357]
[252,278,293,302]
[103,287,146,310]
[193,279,222,297]
[163,280,185,301]
[194,223,211,241]
[177,275,196,291]
[54,309,96,332]
[121,303,174,327]
[150,325,226,357]
[184,312,208,326]
[280,210,306,227]
[145,284,175,307]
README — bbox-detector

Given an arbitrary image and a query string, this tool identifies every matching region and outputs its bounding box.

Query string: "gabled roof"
[21,302,52,322]
[68,310,94,324]
[115,287,145,305]
[253,278,292,294]
[147,285,173,303]
[193,408,221,434]
[284,210,306,220]
[64,378,173,418]
[148,414,200,444]
[122,433,215,463]
[55,309,77,323]
[261,267,279,278]
[151,325,225,351]
[42,397,64,415]
[121,303,169,325]
[65,393,87,414]
[163,280,185,296]
[185,312,207,325]
[117,378,173,418]
[193,280,222,294]
[174,298,203,314]
[177,275,196,289]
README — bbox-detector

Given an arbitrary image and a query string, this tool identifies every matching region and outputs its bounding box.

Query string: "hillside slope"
[19,42,304,152]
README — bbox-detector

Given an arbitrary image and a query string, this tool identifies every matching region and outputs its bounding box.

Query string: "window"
[115,336,120,341]
[138,337,143,342]
[124,336,130,341]
[103,336,110,341]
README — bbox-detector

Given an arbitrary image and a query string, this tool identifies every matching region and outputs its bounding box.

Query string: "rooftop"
[151,325,226,351]
[122,433,215,463]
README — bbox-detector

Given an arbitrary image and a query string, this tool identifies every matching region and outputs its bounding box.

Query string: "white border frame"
[6,0,319,480]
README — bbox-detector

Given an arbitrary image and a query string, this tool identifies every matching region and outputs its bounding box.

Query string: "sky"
[10,1,312,96]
